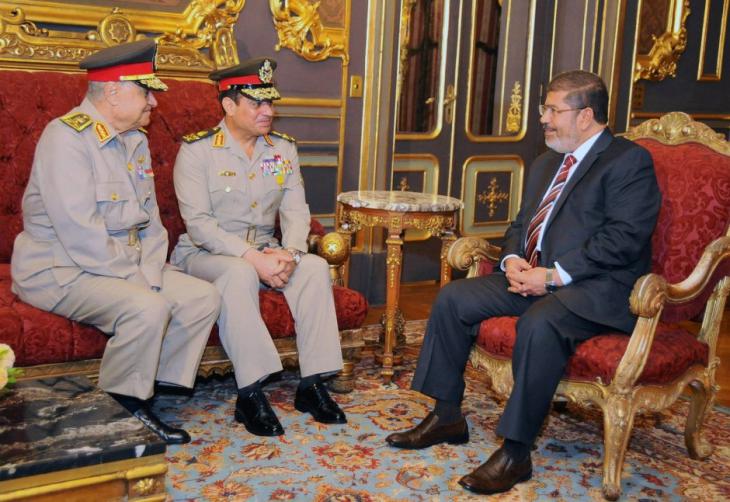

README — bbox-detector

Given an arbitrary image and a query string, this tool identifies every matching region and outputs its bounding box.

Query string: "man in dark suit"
[385,70,661,495]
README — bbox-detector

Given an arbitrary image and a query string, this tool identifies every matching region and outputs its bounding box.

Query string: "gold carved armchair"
[448,112,730,500]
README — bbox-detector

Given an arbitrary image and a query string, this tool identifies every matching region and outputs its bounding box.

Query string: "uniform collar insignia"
[213,129,226,148]
[94,121,111,143]
[263,134,274,147]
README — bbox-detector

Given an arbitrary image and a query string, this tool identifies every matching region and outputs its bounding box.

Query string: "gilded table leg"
[439,229,457,287]
[382,232,403,383]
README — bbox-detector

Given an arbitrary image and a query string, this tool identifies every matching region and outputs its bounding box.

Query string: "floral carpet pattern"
[156,347,730,501]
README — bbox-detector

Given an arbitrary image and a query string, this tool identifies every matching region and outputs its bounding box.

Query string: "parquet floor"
[366,282,730,408]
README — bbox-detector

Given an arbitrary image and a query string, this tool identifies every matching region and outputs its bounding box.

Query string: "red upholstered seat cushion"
[476,316,709,385]
[1,264,367,365]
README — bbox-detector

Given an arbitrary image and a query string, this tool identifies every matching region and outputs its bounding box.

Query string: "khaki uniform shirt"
[11,98,167,310]
[171,120,310,266]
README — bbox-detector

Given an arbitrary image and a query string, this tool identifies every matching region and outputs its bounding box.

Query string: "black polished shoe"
[385,412,469,449]
[294,382,347,424]
[458,445,532,495]
[133,407,191,445]
[234,389,284,436]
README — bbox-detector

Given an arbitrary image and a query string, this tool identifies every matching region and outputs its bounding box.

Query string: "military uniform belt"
[244,226,257,244]
[127,227,141,250]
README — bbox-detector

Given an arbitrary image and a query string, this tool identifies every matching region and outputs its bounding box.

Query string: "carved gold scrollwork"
[97,10,136,46]
[397,0,417,100]
[623,111,730,155]
[133,477,158,496]
[269,0,348,63]
[158,0,245,69]
[634,0,691,82]
[505,81,522,133]
[0,1,244,74]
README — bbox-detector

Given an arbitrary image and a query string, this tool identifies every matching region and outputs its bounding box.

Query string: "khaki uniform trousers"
[52,266,220,400]
[182,253,343,388]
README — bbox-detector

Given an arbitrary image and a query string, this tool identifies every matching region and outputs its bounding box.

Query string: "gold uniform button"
[251,202,258,208]
[127,163,133,171]
[248,173,256,180]
[111,192,119,201]
[225,186,232,193]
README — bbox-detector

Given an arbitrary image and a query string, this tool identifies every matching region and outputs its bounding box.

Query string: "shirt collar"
[568,129,604,164]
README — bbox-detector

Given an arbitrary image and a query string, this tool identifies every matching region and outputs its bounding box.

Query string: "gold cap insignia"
[259,60,274,84]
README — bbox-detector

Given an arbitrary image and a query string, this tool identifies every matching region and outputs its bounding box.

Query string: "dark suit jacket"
[501,129,661,332]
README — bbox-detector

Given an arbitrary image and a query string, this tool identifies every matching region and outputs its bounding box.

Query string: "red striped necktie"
[524,154,577,267]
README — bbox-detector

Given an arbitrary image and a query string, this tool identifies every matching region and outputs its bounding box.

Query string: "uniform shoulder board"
[270,130,296,143]
[182,127,221,144]
[60,112,93,132]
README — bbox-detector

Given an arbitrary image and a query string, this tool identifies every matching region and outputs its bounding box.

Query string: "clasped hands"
[245,247,297,289]
[504,257,558,297]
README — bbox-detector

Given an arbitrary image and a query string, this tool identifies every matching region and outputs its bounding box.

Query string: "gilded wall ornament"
[269,0,348,63]
[0,1,245,74]
[634,0,691,82]
[505,81,522,133]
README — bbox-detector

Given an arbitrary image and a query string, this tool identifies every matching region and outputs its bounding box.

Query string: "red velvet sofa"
[0,70,367,391]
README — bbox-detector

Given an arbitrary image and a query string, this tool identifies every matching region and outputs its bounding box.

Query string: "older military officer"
[10,40,221,445]
[171,58,345,437]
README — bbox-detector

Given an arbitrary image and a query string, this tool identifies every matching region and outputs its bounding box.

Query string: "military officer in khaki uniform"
[10,40,221,445]
[171,58,345,436]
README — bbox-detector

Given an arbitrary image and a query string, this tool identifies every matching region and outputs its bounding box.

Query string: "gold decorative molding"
[477,178,510,218]
[269,0,348,63]
[634,0,691,82]
[505,81,522,133]
[0,1,245,76]
[623,111,730,155]
[396,0,417,101]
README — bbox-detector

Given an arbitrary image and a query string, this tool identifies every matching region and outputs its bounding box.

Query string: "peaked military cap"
[209,58,281,102]
[80,39,168,91]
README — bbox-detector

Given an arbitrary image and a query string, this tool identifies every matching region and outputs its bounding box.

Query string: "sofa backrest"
[0,70,221,262]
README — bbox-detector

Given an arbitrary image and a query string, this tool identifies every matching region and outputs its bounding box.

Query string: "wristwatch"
[545,268,558,293]
[286,247,304,265]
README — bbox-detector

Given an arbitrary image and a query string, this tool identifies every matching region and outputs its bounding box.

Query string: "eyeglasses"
[538,105,586,116]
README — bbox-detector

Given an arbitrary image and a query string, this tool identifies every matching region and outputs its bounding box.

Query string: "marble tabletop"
[0,376,165,481]
[338,190,463,213]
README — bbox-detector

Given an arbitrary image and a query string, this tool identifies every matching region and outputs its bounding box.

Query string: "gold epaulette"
[60,112,92,132]
[269,130,296,143]
[182,127,221,143]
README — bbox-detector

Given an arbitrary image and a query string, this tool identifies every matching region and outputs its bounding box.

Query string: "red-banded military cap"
[80,39,168,91]
[209,58,281,101]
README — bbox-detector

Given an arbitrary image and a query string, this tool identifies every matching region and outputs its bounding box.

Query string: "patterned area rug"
[156,345,730,501]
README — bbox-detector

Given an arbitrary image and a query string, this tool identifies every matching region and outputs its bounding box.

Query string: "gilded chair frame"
[447,112,730,500]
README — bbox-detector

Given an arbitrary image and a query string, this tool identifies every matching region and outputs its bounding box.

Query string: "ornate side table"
[336,190,463,383]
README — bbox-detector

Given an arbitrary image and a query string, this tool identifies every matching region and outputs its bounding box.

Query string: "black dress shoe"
[234,389,284,436]
[133,407,191,445]
[458,445,532,495]
[294,382,347,424]
[385,412,469,449]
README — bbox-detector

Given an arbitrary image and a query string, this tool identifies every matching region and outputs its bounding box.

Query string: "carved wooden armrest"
[612,235,730,391]
[309,231,351,285]
[447,236,502,278]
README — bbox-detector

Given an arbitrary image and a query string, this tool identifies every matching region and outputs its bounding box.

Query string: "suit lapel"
[543,129,614,232]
